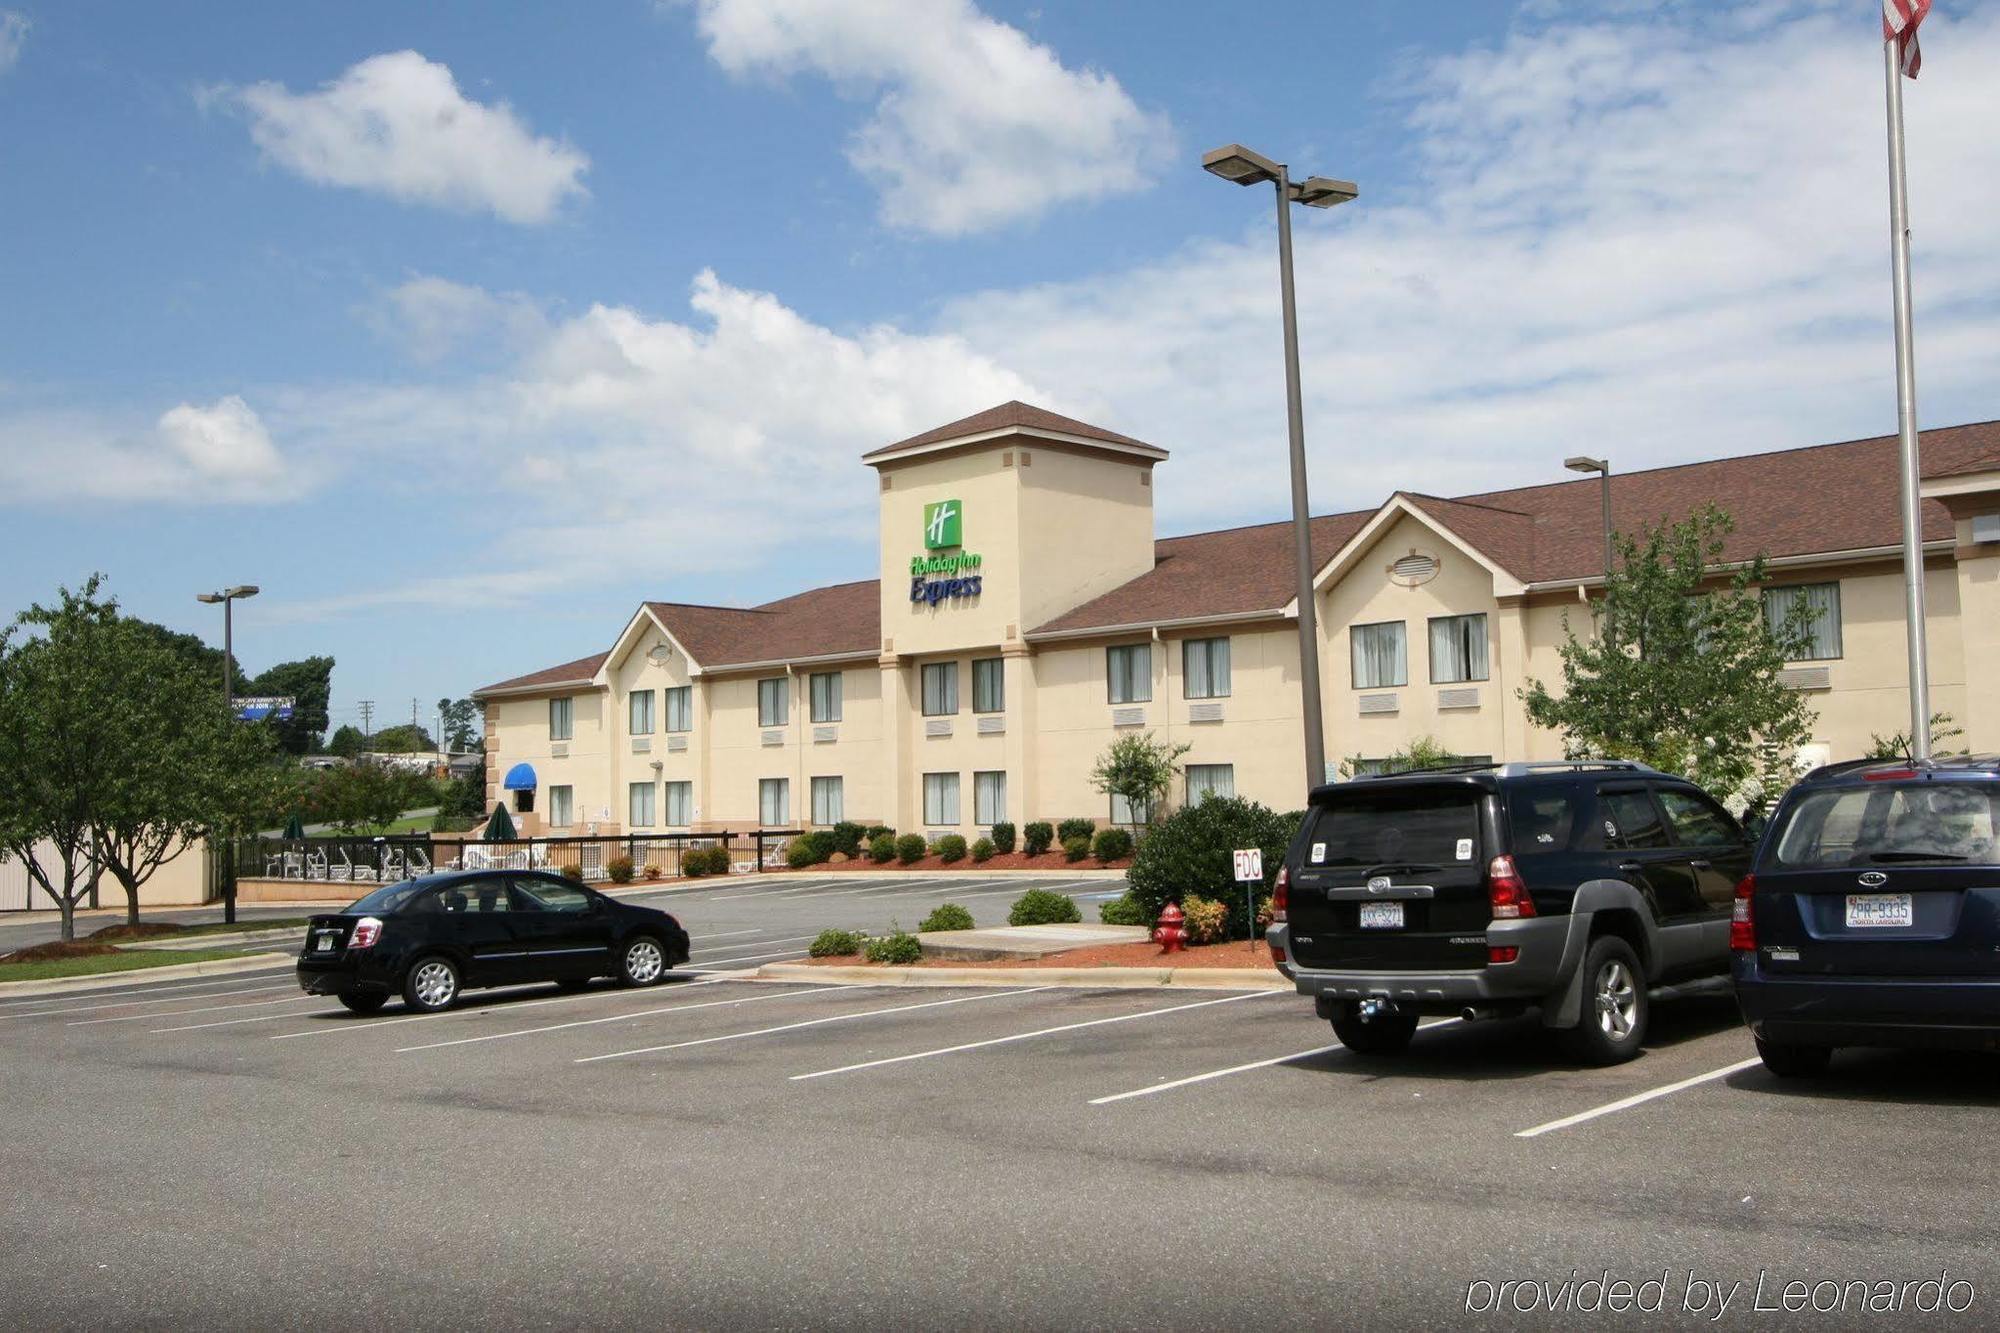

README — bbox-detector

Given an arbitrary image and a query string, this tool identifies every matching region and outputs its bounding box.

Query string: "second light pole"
[1204,143,1356,788]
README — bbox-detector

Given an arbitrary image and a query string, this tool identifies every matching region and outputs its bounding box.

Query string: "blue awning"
[502,762,538,791]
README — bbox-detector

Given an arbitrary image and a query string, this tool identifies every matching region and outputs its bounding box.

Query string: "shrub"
[794,830,835,863]
[865,929,923,964]
[935,833,968,863]
[869,833,897,863]
[919,903,975,932]
[989,821,1017,854]
[829,821,867,858]
[1182,894,1229,945]
[864,825,893,841]
[1023,821,1055,856]
[1062,835,1091,863]
[1009,887,1082,926]
[1057,817,1097,844]
[682,846,731,877]
[970,837,995,863]
[895,833,928,865]
[559,863,585,882]
[606,855,635,884]
[1125,795,1299,940]
[641,862,660,880]
[1091,827,1134,862]
[786,840,822,869]
[1098,892,1150,926]
[809,928,864,957]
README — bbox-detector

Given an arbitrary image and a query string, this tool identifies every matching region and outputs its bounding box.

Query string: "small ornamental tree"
[1090,731,1190,826]
[1520,505,1816,816]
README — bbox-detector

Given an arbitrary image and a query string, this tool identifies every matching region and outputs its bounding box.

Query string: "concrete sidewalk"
[918,923,1148,961]
[759,961,1287,991]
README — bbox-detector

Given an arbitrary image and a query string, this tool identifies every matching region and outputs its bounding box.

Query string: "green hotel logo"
[923,499,962,550]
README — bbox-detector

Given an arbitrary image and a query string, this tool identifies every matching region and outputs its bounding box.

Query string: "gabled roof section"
[863,400,1167,466]
[1298,494,1531,611]
[474,650,611,699]
[646,579,881,671]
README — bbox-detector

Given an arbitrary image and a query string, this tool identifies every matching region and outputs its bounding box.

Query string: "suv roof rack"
[1350,759,1658,781]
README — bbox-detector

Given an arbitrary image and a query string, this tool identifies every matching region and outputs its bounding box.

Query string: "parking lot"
[4,873,1997,1329]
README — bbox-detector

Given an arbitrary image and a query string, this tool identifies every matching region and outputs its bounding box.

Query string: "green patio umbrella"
[483,803,518,841]
[282,813,306,840]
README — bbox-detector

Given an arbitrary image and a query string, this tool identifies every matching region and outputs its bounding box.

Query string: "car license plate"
[1359,902,1404,930]
[316,931,341,952]
[1845,893,1913,928]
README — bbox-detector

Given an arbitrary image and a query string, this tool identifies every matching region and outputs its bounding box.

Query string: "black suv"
[1267,760,1752,1064]
[1733,755,2000,1076]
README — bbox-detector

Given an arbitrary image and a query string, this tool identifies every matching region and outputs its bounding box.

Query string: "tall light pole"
[197,584,258,923]
[1203,143,1356,789]
[1564,456,1614,617]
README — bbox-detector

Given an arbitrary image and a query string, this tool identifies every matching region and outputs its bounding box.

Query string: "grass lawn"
[0,947,252,984]
[347,813,437,835]
[157,917,308,940]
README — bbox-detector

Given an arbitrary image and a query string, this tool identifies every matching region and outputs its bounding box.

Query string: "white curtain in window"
[811,776,843,825]
[1184,637,1231,699]
[1429,615,1489,683]
[549,786,574,827]
[664,782,692,827]
[922,663,959,715]
[629,690,654,734]
[665,687,692,732]
[1108,644,1152,704]
[1764,583,1842,660]
[974,771,1006,825]
[810,673,842,723]
[1187,764,1236,802]
[972,658,1005,713]
[758,679,788,727]
[923,772,960,826]
[759,778,789,826]
[1109,792,1152,826]
[1351,623,1406,689]
[628,782,655,827]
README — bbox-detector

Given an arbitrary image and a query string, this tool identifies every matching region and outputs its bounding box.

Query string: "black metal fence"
[237,829,805,887]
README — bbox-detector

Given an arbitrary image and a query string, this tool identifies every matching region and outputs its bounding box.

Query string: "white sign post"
[1233,849,1264,954]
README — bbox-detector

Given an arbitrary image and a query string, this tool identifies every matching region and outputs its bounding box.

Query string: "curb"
[755,962,1288,991]
[113,928,305,952]
[0,951,293,997]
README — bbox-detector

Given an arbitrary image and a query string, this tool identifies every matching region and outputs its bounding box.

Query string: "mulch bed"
[1,940,124,964]
[85,922,187,942]
[803,939,1280,971]
[761,850,1131,874]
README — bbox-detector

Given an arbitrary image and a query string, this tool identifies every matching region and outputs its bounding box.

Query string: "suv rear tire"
[1560,936,1648,1065]
[1755,1036,1832,1078]
[1330,1002,1419,1056]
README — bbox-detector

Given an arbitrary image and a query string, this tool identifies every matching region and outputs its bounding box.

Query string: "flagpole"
[1883,31,1931,760]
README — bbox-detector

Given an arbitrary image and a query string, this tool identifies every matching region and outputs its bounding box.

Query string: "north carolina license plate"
[1359,902,1405,930]
[316,931,341,952]
[1845,893,1913,928]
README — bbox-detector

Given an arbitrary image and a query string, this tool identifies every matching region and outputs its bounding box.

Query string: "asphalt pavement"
[3,872,1995,1330]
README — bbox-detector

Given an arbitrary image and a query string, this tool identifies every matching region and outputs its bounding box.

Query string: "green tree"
[1124,795,1298,940]
[1089,731,1191,825]
[1520,505,1816,814]
[437,697,481,752]
[367,722,434,754]
[0,578,121,941]
[326,724,368,759]
[240,656,334,755]
[1337,735,1462,779]
[1866,712,1965,761]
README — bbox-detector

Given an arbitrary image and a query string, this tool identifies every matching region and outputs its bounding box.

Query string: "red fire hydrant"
[1153,901,1188,954]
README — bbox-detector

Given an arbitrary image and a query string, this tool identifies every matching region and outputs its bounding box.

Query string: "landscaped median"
[760,927,1287,991]
[0,920,305,993]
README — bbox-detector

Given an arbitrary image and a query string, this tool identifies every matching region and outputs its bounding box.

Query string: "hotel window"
[922,661,959,716]
[972,657,1005,713]
[809,671,843,723]
[759,778,789,826]
[549,696,574,741]
[1187,764,1236,803]
[1109,793,1151,826]
[1107,643,1152,704]
[663,781,692,828]
[757,678,789,727]
[810,776,844,826]
[923,772,961,826]
[974,771,1007,826]
[1763,582,1843,661]
[664,685,693,733]
[628,781,655,828]
[549,785,574,828]
[1428,614,1490,684]
[1351,622,1407,689]
[1183,637,1232,699]
[628,689,654,734]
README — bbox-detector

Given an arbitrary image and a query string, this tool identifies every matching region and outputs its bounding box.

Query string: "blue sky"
[2,0,1996,741]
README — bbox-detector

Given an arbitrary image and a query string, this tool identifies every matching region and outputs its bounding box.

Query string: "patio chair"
[381,847,405,881]
[327,848,353,883]
[305,850,330,882]
[406,848,432,877]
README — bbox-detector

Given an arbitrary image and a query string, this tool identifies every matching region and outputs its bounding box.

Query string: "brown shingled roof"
[648,579,880,668]
[863,400,1159,459]
[475,650,610,697]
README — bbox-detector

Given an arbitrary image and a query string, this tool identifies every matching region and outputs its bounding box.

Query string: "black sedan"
[296,870,692,1013]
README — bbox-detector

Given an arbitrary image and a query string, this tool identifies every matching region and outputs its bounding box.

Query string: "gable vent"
[1389,552,1440,586]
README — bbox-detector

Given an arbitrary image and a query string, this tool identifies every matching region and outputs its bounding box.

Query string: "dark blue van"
[1732,756,2000,1075]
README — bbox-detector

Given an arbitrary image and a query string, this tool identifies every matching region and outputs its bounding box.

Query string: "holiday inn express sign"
[911,498,984,604]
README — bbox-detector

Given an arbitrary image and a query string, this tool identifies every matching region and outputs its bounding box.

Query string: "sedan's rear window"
[1305,785,1482,869]
[344,880,432,914]
[1769,783,2000,868]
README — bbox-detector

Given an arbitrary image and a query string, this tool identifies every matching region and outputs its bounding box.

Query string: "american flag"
[1884,0,1932,78]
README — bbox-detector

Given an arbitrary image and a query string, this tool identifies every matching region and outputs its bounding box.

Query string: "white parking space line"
[576,987,1054,1064]
[687,929,765,942]
[790,989,1277,1082]
[691,934,818,957]
[269,979,726,1041]
[0,980,295,1020]
[1514,1057,1762,1138]
[680,948,812,969]
[946,881,1102,901]
[68,993,315,1027]
[153,1008,348,1033]
[0,970,291,1010]
[1087,1019,1462,1105]
[395,984,853,1053]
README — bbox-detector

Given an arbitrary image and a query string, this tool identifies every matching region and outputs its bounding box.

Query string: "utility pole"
[359,699,375,747]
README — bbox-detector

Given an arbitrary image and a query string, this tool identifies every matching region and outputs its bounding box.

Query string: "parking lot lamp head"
[1201,143,1283,186]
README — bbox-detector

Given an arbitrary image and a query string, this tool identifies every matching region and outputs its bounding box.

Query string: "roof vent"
[1389,551,1439,587]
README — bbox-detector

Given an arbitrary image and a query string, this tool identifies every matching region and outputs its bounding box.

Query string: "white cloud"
[224,51,588,224]
[157,395,284,479]
[0,396,298,503]
[0,11,28,76]
[685,0,1172,234]
[365,275,551,364]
